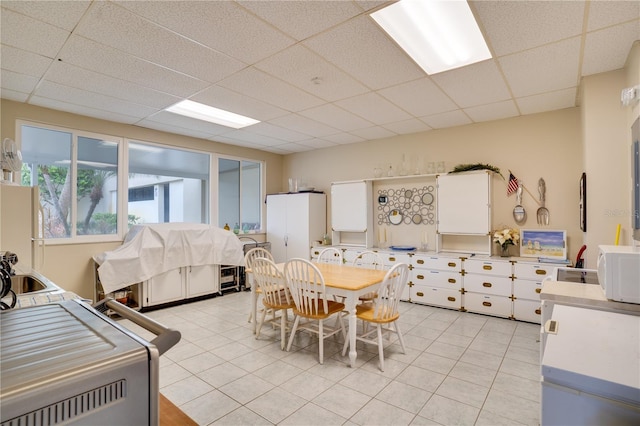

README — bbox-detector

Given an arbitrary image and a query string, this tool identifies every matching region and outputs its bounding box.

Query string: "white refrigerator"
[0,183,43,270]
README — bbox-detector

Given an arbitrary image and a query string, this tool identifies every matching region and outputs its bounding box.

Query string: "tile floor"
[117,291,541,425]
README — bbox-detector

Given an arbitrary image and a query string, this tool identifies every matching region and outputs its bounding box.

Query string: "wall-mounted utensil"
[537,178,550,225]
[513,184,527,225]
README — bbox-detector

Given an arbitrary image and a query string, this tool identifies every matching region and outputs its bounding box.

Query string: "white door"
[186,265,219,297]
[145,268,185,306]
[266,194,288,263]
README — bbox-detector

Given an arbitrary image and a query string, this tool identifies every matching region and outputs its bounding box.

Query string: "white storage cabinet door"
[145,268,185,306]
[331,181,368,231]
[266,194,289,263]
[437,172,491,234]
[187,265,219,297]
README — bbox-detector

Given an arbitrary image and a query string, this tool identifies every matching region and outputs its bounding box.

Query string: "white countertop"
[541,280,640,315]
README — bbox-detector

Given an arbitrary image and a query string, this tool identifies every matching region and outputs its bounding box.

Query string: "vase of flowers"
[493,228,520,257]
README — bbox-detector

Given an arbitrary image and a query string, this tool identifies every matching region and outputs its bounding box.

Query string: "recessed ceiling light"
[371,0,492,75]
[166,100,259,129]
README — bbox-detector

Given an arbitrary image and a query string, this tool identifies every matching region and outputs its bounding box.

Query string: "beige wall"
[284,109,584,260]
[0,99,283,298]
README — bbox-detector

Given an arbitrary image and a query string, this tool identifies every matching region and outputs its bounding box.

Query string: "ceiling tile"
[237,0,362,41]
[382,119,432,135]
[323,132,365,144]
[76,2,245,84]
[46,61,180,110]
[135,119,216,140]
[245,122,309,143]
[516,88,577,115]
[34,81,159,119]
[378,78,458,117]
[58,36,209,98]
[30,96,140,124]
[587,1,640,31]
[0,7,71,58]
[335,92,412,124]
[349,126,397,141]
[217,67,324,112]
[298,103,373,132]
[266,142,313,153]
[499,37,581,97]
[421,110,472,129]
[211,135,265,150]
[0,88,29,102]
[582,20,640,76]
[115,0,295,64]
[220,129,287,147]
[190,85,289,122]
[1,0,91,31]
[144,111,233,136]
[303,15,424,90]
[297,138,339,150]
[267,113,341,137]
[255,44,369,102]
[1,45,52,77]
[432,60,511,108]
[464,100,519,123]
[0,69,39,93]
[473,0,585,57]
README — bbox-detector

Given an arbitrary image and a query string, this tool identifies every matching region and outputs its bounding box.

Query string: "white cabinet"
[331,181,373,247]
[266,193,326,263]
[512,260,549,323]
[142,265,220,307]
[410,253,463,309]
[463,258,512,318]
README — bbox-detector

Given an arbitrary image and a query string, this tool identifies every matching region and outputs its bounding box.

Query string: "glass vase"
[500,245,510,257]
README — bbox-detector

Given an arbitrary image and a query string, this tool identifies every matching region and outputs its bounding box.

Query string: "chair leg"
[318,319,324,364]
[395,321,406,354]
[377,324,385,372]
[255,307,268,339]
[286,315,300,352]
[280,309,287,350]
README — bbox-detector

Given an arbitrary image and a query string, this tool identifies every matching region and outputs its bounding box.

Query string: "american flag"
[507,172,519,196]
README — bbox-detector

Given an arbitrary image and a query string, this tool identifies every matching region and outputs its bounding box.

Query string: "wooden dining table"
[249,261,387,368]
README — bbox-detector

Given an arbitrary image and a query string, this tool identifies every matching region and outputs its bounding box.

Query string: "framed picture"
[579,172,587,232]
[520,229,567,259]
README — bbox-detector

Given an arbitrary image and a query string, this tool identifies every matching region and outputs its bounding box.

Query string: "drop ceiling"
[1,1,638,155]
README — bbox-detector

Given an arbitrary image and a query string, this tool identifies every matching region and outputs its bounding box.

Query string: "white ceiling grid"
[1,0,638,154]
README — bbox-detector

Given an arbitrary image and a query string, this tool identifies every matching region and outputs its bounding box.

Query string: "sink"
[10,273,58,295]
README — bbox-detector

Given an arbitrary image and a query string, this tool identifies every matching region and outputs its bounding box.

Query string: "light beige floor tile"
[280,370,337,401]
[252,359,304,386]
[425,340,466,360]
[491,371,540,403]
[179,389,241,426]
[198,362,249,388]
[218,374,274,405]
[339,367,392,397]
[396,365,446,392]
[159,362,192,388]
[376,380,433,414]
[418,394,480,426]
[482,389,540,426]
[448,361,497,388]
[178,350,226,374]
[312,383,371,419]
[161,375,214,406]
[411,351,456,375]
[211,406,273,425]
[229,349,279,372]
[245,386,307,424]
[435,376,489,408]
[499,357,541,382]
[280,402,347,425]
[351,398,417,425]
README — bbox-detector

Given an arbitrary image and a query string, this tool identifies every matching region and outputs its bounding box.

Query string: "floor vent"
[1,380,127,426]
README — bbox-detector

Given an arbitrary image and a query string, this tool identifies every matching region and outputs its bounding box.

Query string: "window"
[19,123,120,239]
[218,158,262,232]
[128,141,210,225]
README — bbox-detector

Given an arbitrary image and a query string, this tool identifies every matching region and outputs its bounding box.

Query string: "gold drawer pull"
[447,296,456,302]
[448,278,456,284]
[389,257,396,262]
[535,269,547,275]
[482,301,492,307]
[417,259,424,264]
[483,265,492,270]
[482,282,492,288]
[448,262,456,267]
[535,308,541,315]
[535,288,541,294]
[416,274,424,279]
[416,292,424,297]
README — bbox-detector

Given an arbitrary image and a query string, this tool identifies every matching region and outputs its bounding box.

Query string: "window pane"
[76,136,118,235]
[241,160,261,232]
[218,158,240,229]
[128,141,210,225]
[20,125,72,238]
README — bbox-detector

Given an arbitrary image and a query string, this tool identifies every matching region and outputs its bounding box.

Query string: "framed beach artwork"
[520,229,567,260]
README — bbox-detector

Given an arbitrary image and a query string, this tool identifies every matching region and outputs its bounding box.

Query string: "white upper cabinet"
[436,171,491,234]
[331,181,370,232]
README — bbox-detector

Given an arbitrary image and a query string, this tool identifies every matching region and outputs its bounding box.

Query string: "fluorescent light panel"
[371,0,491,75]
[166,100,259,129]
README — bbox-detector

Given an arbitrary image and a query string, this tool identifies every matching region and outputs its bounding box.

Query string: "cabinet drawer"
[513,262,550,280]
[412,254,461,271]
[464,293,512,318]
[412,269,461,290]
[464,274,512,297]
[310,246,323,259]
[513,299,542,324]
[383,252,412,266]
[513,279,543,301]
[412,285,461,309]
[464,258,512,276]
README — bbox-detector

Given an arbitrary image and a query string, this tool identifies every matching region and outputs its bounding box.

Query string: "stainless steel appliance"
[239,237,271,289]
[1,299,180,425]
[551,266,598,284]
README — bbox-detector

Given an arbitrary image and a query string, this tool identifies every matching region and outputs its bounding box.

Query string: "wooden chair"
[317,247,343,264]
[342,262,409,372]
[245,247,274,325]
[253,257,294,350]
[284,258,346,364]
[352,251,385,303]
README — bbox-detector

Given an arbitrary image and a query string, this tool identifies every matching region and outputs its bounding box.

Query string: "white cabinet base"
[143,268,185,307]
[412,285,462,310]
[464,293,512,318]
[513,298,542,323]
